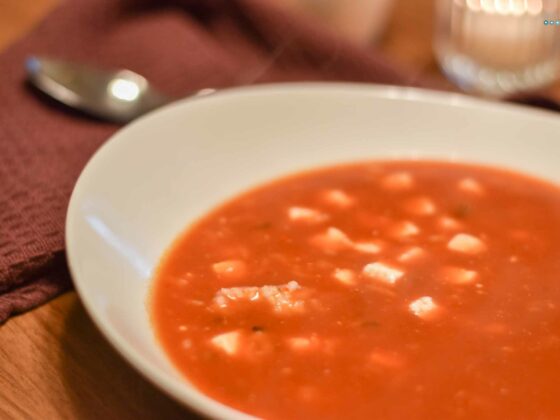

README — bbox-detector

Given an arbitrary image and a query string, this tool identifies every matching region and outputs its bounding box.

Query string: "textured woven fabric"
[0,0,448,323]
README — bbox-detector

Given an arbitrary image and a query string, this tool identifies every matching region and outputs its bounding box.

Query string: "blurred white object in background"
[435,0,560,96]
[277,0,395,44]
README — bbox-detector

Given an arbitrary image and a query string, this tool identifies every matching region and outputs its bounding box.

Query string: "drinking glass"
[434,0,560,96]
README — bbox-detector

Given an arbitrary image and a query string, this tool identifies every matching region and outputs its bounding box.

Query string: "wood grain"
[0,0,558,419]
[0,293,191,420]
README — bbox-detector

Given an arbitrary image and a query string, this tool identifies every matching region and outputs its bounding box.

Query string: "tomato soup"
[151,161,560,419]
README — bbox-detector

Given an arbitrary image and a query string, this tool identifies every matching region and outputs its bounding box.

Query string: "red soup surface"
[151,161,560,419]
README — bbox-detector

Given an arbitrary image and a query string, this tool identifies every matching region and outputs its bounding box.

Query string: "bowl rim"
[65,82,560,419]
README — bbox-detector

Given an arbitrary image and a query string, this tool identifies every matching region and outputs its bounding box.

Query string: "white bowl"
[66,83,560,419]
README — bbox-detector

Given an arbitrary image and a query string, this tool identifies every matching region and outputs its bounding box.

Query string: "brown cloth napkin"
[8,0,548,323]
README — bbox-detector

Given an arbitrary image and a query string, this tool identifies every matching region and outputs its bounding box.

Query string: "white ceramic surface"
[66,83,560,419]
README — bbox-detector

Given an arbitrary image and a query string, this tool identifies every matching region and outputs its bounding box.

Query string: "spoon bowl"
[26,57,214,123]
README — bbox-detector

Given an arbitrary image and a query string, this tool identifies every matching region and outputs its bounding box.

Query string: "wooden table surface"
[0,1,558,419]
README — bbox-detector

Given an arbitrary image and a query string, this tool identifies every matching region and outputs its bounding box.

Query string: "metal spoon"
[27,57,560,124]
[26,56,214,123]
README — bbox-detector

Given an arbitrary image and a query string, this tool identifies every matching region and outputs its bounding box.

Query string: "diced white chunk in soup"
[353,241,382,254]
[380,171,414,191]
[404,196,437,216]
[442,266,478,284]
[458,177,484,195]
[212,259,247,280]
[333,268,355,285]
[448,233,486,254]
[213,286,259,307]
[261,281,304,313]
[287,335,335,354]
[322,189,354,208]
[210,331,241,355]
[409,296,439,320]
[288,206,327,224]
[438,216,463,231]
[391,221,420,238]
[362,262,404,285]
[288,337,315,351]
[213,281,304,314]
[311,227,353,253]
[398,246,425,263]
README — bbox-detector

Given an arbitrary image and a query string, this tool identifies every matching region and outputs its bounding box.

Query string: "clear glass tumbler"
[434,0,560,96]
